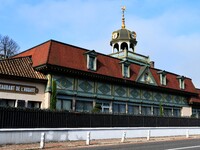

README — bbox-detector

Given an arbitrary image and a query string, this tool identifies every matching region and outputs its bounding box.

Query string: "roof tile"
[0,57,46,80]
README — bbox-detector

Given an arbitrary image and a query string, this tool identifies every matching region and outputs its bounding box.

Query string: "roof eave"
[35,64,198,97]
[0,74,47,83]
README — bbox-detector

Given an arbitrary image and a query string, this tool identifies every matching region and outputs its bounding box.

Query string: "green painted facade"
[53,75,188,117]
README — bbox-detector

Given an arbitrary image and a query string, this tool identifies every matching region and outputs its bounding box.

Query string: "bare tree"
[0,34,20,59]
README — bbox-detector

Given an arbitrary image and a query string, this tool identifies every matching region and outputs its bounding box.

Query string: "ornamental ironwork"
[154,93,162,101]
[98,83,110,95]
[79,80,93,92]
[115,86,126,97]
[130,89,139,98]
[143,91,152,100]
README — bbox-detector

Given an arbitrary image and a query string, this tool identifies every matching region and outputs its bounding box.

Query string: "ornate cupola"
[110,6,152,66]
[110,6,137,53]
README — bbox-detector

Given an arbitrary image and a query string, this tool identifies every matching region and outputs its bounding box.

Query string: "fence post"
[40,132,45,149]
[86,132,91,145]
[147,130,150,140]
[186,129,189,138]
[121,131,126,143]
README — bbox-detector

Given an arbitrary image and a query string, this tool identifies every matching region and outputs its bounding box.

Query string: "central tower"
[110,6,137,53]
[110,6,152,66]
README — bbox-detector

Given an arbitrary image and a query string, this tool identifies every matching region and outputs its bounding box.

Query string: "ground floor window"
[141,105,152,116]
[17,100,26,108]
[128,105,139,115]
[164,107,172,117]
[56,99,72,111]
[153,107,160,116]
[173,108,181,117]
[192,108,200,118]
[28,101,41,109]
[0,99,15,107]
[113,103,126,114]
[76,100,93,112]
[96,102,110,113]
[0,99,42,109]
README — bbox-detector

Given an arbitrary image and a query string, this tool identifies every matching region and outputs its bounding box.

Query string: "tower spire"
[121,6,126,29]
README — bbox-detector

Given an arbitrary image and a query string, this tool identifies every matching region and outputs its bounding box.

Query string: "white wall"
[0,79,47,109]
[1,127,200,145]
[182,107,192,117]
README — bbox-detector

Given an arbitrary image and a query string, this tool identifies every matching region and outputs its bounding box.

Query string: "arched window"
[121,42,128,51]
[130,43,134,52]
[114,43,119,52]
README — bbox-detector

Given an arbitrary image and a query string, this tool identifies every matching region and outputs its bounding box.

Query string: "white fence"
[1,127,200,145]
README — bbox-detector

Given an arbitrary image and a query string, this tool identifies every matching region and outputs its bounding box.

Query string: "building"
[0,57,48,108]
[0,7,200,117]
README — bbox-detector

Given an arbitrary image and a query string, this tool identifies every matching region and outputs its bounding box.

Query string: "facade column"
[25,100,28,108]
[124,48,128,57]
[127,41,130,51]
[126,102,128,114]
[43,74,52,109]
[15,99,18,107]
[139,104,142,115]
[110,101,113,113]
[119,42,122,51]
[151,106,153,115]
[72,97,76,111]
[93,100,96,108]
[112,46,114,53]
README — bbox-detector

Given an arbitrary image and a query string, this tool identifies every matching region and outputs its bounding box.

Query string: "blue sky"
[1,0,200,88]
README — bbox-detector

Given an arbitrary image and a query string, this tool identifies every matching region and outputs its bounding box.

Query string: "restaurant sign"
[0,82,38,94]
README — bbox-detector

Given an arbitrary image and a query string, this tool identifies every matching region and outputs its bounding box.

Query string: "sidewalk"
[1,135,200,150]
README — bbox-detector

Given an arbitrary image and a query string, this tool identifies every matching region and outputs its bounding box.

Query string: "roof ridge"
[0,56,31,62]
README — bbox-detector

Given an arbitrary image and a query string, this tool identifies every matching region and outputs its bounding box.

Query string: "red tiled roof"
[14,40,197,94]
[0,57,47,80]
[151,68,196,93]
[190,89,200,103]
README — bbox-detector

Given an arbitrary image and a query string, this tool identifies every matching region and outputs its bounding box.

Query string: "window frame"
[177,76,185,89]
[0,99,15,107]
[157,70,167,86]
[120,60,131,78]
[27,101,41,109]
[56,99,72,111]
[85,50,97,71]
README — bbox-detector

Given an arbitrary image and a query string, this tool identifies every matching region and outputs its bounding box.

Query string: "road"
[70,138,200,150]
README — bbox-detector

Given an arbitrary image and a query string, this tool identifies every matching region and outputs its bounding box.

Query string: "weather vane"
[121,6,126,29]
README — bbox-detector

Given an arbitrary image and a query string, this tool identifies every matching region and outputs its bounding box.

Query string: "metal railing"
[0,107,200,128]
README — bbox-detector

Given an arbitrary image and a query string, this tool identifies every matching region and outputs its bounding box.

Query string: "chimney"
[150,61,155,68]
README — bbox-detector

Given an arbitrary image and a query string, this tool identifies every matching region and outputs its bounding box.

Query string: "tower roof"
[110,6,137,44]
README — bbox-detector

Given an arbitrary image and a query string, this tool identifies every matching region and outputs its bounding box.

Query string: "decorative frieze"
[54,75,189,107]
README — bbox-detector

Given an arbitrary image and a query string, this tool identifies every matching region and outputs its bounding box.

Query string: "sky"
[0,0,200,88]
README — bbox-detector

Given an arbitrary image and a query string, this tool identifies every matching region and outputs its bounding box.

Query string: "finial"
[121,6,126,29]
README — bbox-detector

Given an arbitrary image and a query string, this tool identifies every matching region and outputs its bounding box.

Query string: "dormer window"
[123,64,130,78]
[144,72,150,83]
[89,55,95,70]
[177,76,185,89]
[85,50,97,71]
[157,70,167,86]
[120,60,130,78]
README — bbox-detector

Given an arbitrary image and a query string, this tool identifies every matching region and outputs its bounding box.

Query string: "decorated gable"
[136,66,157,86]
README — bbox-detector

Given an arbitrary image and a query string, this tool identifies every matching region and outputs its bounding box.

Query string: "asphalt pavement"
[71,138,200,150]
